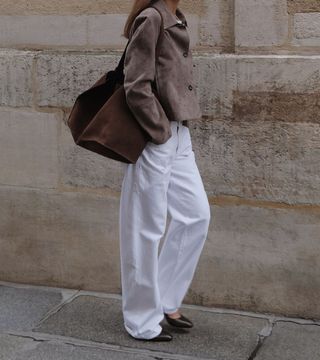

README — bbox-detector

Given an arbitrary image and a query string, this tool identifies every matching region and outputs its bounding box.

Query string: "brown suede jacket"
[123,0,202,144]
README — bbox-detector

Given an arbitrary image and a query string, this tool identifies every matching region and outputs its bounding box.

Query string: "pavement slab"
[0,285,64,331]
[33,294,267,359]
[3,283,320,360]
[255,320,320,360]
[0,333,37,360]
[0,333,161,360]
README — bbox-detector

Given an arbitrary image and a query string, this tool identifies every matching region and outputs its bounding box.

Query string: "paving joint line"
[275,318,320,327]
[247,318,275,360]
[34,289,82,327]
[4,330,207,360]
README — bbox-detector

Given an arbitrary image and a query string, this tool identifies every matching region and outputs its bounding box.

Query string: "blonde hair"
[123,0,154,39]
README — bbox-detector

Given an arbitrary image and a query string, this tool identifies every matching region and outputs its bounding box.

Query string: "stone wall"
[0,0,320,319]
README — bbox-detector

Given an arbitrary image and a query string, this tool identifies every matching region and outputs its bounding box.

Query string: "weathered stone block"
[189,202,320,319]
[193,55,237,117]
[233,91,320,124]
[36,52,209,109]
[0,12,200,48]
[235,0,288,48]
[59,118,125,189]
[0,49,33,107]
[191,118,320,204]
[0,15,87,47]
[0,0,202,16]
[236,56,320,93]
[0,108,60,189]
[92,12,200,48]
[288,0,320,14]
[256,321,320,359]
[1,186,320,319]
[293,13,320,46]
[199,0,234,50]
[0,186,121,291]
[191,55,320,204]
[87,14,131,47]
[0,285,63,331]
[35,53,120,107]
[0,0,132,15]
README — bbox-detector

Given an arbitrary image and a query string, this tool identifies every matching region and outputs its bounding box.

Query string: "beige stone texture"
[288,0,320,14]
[198,0,234,50]
[191,119,320,205]
[59,118,125,190]
[0,50,33,107]
[34,51,320,118]
[189,202,320,318]
[233,91,320,124]
[0,186,121,292]
[235,0,288,48]
[0,108,60,189]
[192,55,237,118]
[293,13,320,46]
[1,186,320,318]
[35,52,120,107]
[0,5,227,50]
[0,0,204,15]
[0,15,88,48]
[236,56,320,93]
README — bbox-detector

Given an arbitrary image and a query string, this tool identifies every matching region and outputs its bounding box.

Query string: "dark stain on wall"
[288,0,320,14]
[233,91,320,123]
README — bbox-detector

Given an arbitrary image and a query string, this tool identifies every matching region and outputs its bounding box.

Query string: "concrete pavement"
[1,281,320,360]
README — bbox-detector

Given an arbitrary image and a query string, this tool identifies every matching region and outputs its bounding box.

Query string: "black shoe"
[164,313,193,328]
[130,329,173,341]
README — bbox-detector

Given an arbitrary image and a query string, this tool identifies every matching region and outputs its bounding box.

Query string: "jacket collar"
[151,0,188,29]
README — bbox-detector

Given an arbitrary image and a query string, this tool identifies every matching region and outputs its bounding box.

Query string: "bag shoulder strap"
[115,6,164,77]
[150,5,165,59]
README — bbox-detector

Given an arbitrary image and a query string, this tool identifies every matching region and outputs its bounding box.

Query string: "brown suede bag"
[67,7,164,164]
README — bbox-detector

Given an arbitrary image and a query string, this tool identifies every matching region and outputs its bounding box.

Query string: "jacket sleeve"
[123,9,172,144]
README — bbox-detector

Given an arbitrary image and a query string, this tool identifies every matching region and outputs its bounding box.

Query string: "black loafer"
[130,329,173,341]
[164,313,193,328]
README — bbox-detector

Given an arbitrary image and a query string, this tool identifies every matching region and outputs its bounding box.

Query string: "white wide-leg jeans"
[119,120,211,339]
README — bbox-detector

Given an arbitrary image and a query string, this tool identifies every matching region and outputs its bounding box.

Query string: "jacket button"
[183,52,188,57]
[188,85,193,91]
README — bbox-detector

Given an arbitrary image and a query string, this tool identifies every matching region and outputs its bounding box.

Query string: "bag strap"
[150,5,165,60]
[114,6,164,78]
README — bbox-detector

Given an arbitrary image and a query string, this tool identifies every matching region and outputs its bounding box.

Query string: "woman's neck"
[163,0,180,15]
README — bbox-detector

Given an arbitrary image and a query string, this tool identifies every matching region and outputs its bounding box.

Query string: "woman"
[119,0,211,342]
